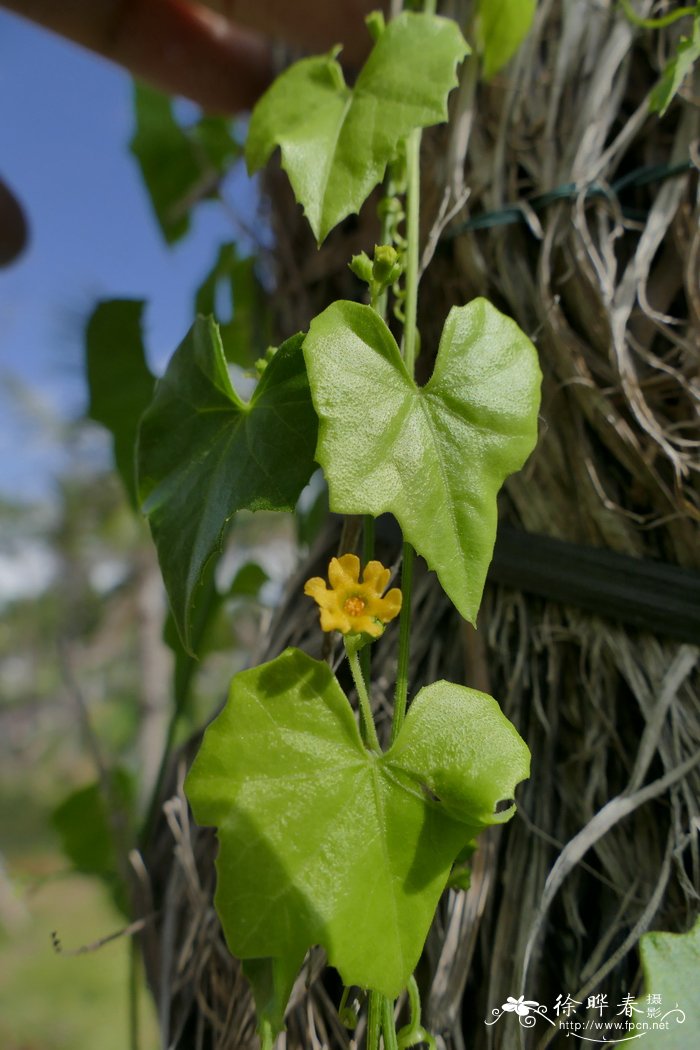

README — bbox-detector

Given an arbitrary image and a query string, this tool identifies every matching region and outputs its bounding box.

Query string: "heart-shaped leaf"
[303,299,541,624]
[185,648,529,1026]
[137,321,318,651]
[245,12,469,243]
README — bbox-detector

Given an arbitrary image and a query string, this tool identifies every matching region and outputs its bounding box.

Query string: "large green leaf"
[245,12,468,243]
[633,918,700,1048]
[137,321,317,651]
[85,299,155,507]
[185,648,529,1028]
[476,0,537,80]
[130,84,239,244]
[303,300,541,624]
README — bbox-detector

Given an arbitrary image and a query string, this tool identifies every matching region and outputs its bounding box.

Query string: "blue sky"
[0,10,257,502]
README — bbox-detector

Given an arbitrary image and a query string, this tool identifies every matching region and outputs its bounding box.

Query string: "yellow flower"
[304,554,402,638]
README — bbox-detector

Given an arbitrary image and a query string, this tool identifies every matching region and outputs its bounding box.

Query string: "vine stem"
[391,122,422,742]
[260,1020,274,1050]
[360,513,376,685]
[402,126,421,377]
[391,542,414,744]
[346,641,381,752]
[619,0,695,30]
[367,991,383,1050]
[382,996,399,1050]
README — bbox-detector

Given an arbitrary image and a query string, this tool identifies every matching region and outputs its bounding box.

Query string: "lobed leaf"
[185,649,529,1028]
[245,12,469,243]
[137,321,318,651]
[303,299,541,624]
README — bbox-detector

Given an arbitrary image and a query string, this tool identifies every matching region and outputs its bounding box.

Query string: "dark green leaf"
[138,321,318,651]
[130,84,238,243]
[303,300,541,624]
[163,558,221,713]
[194,244,271,369]
[86,299,155,507]
[296,474,329,548]
[51,770,134,913]
[230,561,269,598]
[185,649,529,1026]
[190,115,241,171]
[246,12,469,242]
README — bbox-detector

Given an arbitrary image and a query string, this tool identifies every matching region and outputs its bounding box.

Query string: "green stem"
[128,937,141,1050]
[360,514,376,685]
[391,542,414,744]
[367,991,383,1050]
[346,642,381,752]
[402,127,421,377]
[619,0,695,29]
[406,975,421,1032]
[389,72,424,744]
[382,996,399,1050]
[260,1020,274,1050]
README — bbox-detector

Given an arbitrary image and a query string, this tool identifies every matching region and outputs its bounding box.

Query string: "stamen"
[343,596,366,617]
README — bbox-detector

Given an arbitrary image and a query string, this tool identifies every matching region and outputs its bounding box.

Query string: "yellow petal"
[353,615,384,638]
[374,587,402,623]
[362,560,391,595]
[304,576,327,598]
[319,606,352,633]
[329,553,360,589]
[304,577,337,610]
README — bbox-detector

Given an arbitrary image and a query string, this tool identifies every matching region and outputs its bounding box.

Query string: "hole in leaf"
[495,798,514,814]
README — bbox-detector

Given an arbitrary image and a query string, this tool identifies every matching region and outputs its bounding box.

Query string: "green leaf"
[230,561,269,598]
[242,956,303,1040]
[190,114,242,171]
[51,770,134,914]
[137,321,318,651]
[194,244,271,369]
[185,648,529,1026]
[475,0,537,80]
[303,300,541,624]
[634,918,700,1047]
[650,16,700,116]
[163,558,221,713]
[85,300,155,507]
[246,12,469,243]
[296,474,329,549]
[130,84,239,243]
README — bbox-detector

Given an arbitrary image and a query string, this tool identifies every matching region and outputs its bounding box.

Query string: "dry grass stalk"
[141,2,699,1046]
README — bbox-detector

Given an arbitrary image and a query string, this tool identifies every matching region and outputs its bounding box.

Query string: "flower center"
[343,596,366,617]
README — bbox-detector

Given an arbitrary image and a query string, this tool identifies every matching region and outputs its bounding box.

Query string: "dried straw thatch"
[140,2,699,1046]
